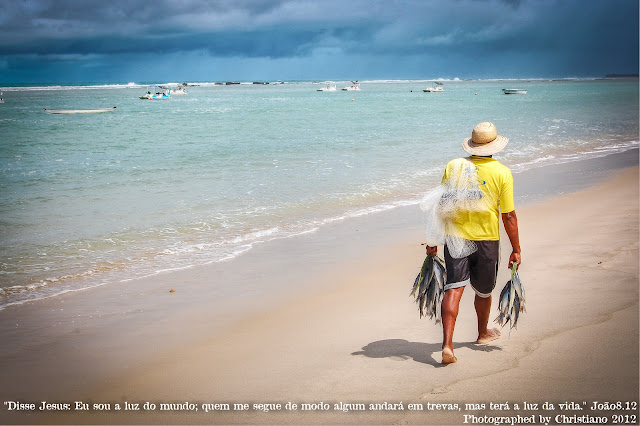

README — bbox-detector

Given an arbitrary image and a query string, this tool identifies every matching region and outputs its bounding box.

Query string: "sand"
[0,154,638,425]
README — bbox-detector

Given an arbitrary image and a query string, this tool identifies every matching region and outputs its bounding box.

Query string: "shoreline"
[0,150,638,425]
[2,147,638,313]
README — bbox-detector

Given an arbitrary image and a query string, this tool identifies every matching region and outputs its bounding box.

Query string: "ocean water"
[0,79,638,310]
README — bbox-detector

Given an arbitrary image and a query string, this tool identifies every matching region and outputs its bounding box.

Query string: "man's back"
[443,156,514,241]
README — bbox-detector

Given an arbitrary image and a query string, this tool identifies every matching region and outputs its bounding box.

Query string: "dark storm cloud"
[0,0,370,56]
[0,0,637,81]
[0,0,635,58]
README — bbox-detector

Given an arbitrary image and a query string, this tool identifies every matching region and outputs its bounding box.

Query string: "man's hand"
[508,251,521,270]
[425,245,438,256]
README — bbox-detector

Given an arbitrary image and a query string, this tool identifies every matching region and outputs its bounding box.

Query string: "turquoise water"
[0,79,638,309]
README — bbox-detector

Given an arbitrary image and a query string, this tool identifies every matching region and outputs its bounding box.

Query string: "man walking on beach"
[425,122,521,364]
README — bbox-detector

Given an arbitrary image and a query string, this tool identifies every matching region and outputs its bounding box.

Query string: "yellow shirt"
[442,156,514,241]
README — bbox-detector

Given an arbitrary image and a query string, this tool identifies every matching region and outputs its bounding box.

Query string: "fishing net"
[420,158,492,258]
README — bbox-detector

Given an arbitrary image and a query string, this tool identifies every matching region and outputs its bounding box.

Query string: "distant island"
[605,73,639,78]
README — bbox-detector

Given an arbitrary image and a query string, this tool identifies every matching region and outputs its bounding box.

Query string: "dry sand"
[1,161,638,425]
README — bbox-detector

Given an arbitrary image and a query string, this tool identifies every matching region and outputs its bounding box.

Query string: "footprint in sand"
[429,386,450,395]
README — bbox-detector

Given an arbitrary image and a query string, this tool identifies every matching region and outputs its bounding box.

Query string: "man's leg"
[475,294,500,344]
[441,286,465,363]
[471,241,501,344]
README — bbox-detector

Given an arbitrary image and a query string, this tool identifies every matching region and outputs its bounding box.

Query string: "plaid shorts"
[443,241,500,298]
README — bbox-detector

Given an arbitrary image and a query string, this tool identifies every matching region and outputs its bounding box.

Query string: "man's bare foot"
[442,347,457,364]
[476,327,501,344]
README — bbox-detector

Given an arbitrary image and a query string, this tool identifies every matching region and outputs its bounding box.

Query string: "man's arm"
[501,210,521,269]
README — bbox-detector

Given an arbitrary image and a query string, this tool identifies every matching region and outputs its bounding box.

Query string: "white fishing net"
[420,158,492,258]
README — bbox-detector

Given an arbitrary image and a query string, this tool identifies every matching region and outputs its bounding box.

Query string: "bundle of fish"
[495,263,526,329]
[410,254,446,322]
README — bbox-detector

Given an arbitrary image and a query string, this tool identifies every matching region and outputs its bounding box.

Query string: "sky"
[0,0,638,83]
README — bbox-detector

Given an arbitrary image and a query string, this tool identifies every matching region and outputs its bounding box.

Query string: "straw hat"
[462,122,509,156]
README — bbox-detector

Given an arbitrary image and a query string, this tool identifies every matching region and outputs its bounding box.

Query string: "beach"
[2,0,639,423]
[1,149,637,425]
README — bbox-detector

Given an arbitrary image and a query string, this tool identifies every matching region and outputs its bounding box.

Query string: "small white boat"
[171,86,188,95]
[140,86,171,100]
[44,107,117,114]
[502,89,527,95]
[0,91,4,103]
[317,81,337,92]
[424,82,444,92]
[342,81,361,91]
[161,84,188,95]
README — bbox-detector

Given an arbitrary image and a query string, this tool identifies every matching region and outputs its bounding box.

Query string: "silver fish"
[494,264,526,329]
[411,256,429,297]
[411,254,446,321]
[512,270,526,312]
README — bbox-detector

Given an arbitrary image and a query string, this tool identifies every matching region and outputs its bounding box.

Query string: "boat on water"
[171,86,188,95]
[502,89,527,95]
[424,82,444,92]
[44,107,117,114]
[140,86,171,100]
[161,84,188,95]
[342,81,361,91]
[317,81,337,92]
